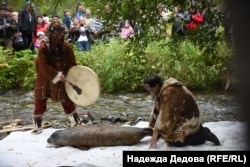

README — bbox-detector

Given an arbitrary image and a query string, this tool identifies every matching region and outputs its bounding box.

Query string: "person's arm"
[36,42,59,82]
[6,20,17,31]
[149,86,179,149]
[182,11,191,22]
[149,129,159,149]
[64,42,77,72]
[148,102,159,128]
[17,11,24,31]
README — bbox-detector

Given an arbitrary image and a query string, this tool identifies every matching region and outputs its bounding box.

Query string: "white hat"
[43,16,50,22]
[25,1,34,7]
[37,31,45,36]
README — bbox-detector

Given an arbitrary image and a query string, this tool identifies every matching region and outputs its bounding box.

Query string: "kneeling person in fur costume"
[32,21,81,134]
[144,74,221,148]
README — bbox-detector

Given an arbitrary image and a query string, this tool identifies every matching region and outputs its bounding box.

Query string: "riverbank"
[0,90,243,140]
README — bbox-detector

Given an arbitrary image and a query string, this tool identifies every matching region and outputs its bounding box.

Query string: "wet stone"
[0,90,243,140]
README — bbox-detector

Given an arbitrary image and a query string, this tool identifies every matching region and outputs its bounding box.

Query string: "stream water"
[0,90,244,139]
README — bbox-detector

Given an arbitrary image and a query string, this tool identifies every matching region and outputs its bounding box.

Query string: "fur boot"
[68,111,81,127]
[31,114,43,135]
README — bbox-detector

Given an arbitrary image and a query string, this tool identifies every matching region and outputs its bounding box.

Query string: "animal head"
[47,130,64,145]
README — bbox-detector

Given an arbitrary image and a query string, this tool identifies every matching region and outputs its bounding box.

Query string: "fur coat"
[149,78,201,144]
[34,41,77,101]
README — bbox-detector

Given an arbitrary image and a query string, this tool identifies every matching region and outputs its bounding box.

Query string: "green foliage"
[0,48,36,90]
[0,38,231,92]
[3,0,231,92]
[75,39,152,93]
[145,39,221,91]
[75,37,226,92]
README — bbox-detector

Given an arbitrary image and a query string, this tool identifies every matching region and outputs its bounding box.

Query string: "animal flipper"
[142,128,153,136]
[76,145,90,150]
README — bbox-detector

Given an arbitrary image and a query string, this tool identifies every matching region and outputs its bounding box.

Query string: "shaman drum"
[65,65,101,106]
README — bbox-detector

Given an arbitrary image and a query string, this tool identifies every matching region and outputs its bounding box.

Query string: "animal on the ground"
[47,124,153,150]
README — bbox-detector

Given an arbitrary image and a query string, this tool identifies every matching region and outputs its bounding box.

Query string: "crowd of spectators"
[161,3,221,37]
[0,1,19,50]
[0,1,232,52]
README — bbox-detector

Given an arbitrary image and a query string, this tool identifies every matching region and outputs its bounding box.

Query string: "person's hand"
[179,15,184,19]
[60,74,66,83]
[94,31,98,37]
[149,130,158,149]
[149,140,157,149]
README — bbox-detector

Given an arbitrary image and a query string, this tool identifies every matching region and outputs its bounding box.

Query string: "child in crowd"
[34,31,46,52]
[119,20,134,40]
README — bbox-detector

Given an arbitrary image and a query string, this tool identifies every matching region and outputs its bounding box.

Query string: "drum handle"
[65,78,82,95]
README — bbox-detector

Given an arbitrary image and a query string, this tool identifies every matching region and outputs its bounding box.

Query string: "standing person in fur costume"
[31,21,81,134]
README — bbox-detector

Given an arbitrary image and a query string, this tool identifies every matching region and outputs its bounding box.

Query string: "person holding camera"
[76,16,90,52]
[0,4,18,50]
[168,5,190,36]
[67,17,80,43]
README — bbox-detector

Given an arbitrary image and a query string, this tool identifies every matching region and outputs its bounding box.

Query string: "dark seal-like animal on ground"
[47,124,153,150]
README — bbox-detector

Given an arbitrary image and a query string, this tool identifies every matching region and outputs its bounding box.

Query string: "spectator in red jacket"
[33,15,49,48]
[185,6,204,35]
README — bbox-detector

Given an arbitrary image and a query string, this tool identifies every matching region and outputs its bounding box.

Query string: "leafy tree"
[2,0,233,92]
